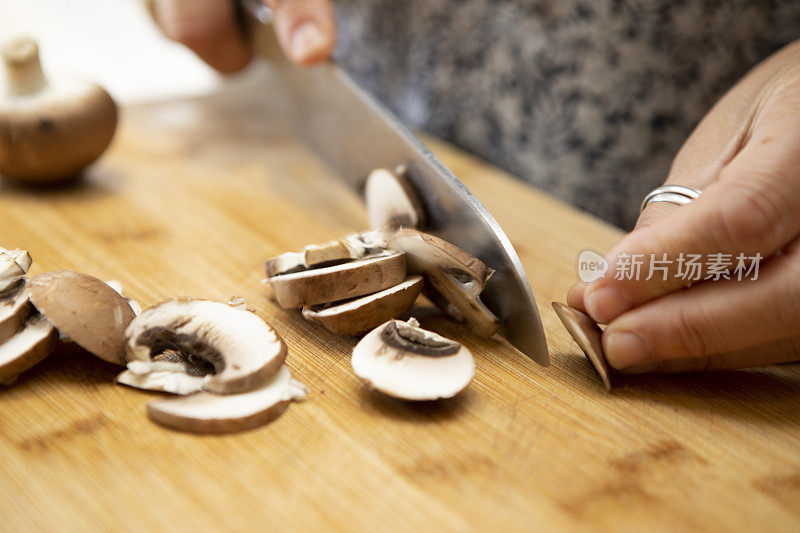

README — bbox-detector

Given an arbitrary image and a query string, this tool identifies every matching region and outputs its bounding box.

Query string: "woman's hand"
[567,40,800,374]
[149,0,335,72]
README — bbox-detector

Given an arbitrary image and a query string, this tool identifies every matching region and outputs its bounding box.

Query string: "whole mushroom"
[0,37,117,185]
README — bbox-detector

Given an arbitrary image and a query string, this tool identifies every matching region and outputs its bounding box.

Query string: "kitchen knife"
[244,2,549,365]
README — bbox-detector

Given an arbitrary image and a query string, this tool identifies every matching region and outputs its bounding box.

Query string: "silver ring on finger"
[640,185,702,214]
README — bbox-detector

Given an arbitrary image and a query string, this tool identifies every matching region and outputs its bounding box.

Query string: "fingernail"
[290,22,325,62]
[585,287,633,323]
[604,331,650,369]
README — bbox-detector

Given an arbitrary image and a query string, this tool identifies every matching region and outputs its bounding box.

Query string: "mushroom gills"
[146,365,308,434]
[125,299,286,395]
[351,318,475,401]
[301,276,423,336]
[0,314,56,385]
[364,167,425,229]
[269,250,407,309]
[552,302,611,391]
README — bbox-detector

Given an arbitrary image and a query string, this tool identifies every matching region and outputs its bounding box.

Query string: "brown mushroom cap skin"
[552,302,611,390]
[302,275,423,336]
[269,251,407,309]
[0,314,56,385]
[27,270,135,365]
[0,280,31,344]
[0,38,117,185]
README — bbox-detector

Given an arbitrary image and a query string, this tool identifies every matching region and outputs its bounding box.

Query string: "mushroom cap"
[0,38,117,184]
[552,302,611,391]
[146,365,307,434]
[0,314,56,385]
[351,319,475,401]
[269,250,407,309]
[302,275,423,336]
[0,247,32,292]
[0,280,31,344]
[125,299,287,395]
[27,270,135,365]
[364,167,425,229]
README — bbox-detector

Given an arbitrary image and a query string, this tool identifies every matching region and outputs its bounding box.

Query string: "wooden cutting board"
[0,81,798,532]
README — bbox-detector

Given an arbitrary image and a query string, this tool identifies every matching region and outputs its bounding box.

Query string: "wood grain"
[0,81,799,532]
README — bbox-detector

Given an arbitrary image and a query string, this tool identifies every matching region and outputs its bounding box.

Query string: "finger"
[619,336,800,374]
[151,0,252,73]
[266,0,335,65]
[566,282,588,313]
[602,239,800,370]
[583,63,800,324]
[636,42,800,232]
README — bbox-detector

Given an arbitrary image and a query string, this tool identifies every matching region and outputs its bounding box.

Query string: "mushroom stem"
[1,38,47,96]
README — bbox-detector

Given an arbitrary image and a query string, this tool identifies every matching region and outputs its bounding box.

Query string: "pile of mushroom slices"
[119,298,307,434]
[264,167,497,401]
[0,247,305,434]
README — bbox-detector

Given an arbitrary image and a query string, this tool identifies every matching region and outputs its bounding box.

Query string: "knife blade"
[245,4,548,365]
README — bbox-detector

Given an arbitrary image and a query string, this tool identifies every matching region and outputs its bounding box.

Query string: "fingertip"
[287,21,334,65]
[566,282,588,312]
[584,286,633,324]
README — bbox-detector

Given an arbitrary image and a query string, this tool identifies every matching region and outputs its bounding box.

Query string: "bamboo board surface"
[0,83,798,533]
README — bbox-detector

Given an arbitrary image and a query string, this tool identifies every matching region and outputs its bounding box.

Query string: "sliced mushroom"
[0,314,56,385]
[264,230,389,278]
[0,280,31,344]
[146,365,308,434]
[364,167,425,229]
[269,250,407,309]
[302,276,423,336]
[27,270,135,364]
[552,302,611,391]
[0,247,31,292]
[351,318,475,401]
[387,229,499,336]
[125,299,286,395]
[0,37,117,185]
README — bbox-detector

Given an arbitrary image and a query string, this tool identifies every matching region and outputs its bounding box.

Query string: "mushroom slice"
[365,167,425,229]
[387,229,499,336]
[116,350,210,395]
[27,270,135,365]
[265,230,390,278]
[125,299,286,395]
[0,314,56,385]
[146,365,308,434]
[351,318,475,401]
[0,280,31,344]
[552,302,611,391]
[426,272,500,337]
[302,276,423,336]
[386,229,493,297]
[269,250,407,309]
[0,247,32,293]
